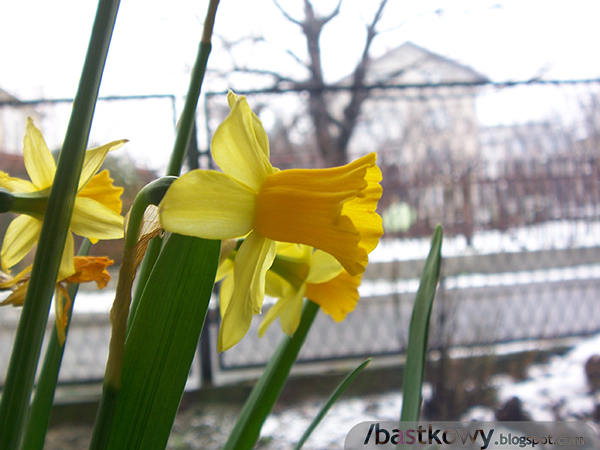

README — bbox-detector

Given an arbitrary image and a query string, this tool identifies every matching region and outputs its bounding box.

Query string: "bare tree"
[218,0,390,167]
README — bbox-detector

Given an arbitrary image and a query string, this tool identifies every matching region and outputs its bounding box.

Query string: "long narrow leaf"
[21,240,92,450]
[400,225,443,422]
[104,234,220,450]
[0,1,121,447]
[223,300,320,450]
[294,358,371,450]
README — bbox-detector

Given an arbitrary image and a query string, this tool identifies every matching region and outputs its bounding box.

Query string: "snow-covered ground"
[493,333,600,422]
[256,333,600,449]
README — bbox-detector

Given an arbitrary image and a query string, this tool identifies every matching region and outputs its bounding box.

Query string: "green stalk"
[130,0,219,328]
[166,0,218,177]
[223,300,320,450]
[0,1,120,448]
[21,240,92,450]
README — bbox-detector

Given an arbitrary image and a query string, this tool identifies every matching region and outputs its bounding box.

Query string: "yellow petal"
[341,162,384,257]
[78,170,123,215]
[0,282,28,307]
[216,257,234,283]
[218,271,234,319]
[305,271,362,322]
[0,172,37,193]
[0,265,32,289]
[258,286,305,337]
[65,256,113,288]
[160,170,256,240]
[1,215,41,272]
[70,197,124,241]
[23,118,56,190]
[275,242,311,262]
[58,233,75,280]
[306,250,343,284]
[264,270,292,299]
[212,94,274,191]
[255,153,382,276]
[78,140,127,191]
[278,288,305,336]
[217,231,275,352]
[54,284,71,345]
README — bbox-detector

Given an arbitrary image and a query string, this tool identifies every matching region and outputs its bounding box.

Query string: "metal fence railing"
[1,81,600,388]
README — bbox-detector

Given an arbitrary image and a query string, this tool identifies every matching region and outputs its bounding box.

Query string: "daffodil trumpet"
[160,91,383,351]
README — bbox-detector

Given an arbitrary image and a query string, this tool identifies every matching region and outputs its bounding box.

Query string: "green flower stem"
[7,190,50,220]
[0,188,12,213]
[166,0,219,177]
[0,1,121,448]
[125,177,176,250]
[131,0,219,328]
[21,240,92,450]
[223,300,320,450]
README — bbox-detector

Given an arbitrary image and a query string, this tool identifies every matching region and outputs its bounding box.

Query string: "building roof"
[339,41,490,87]
[0,87,23,104]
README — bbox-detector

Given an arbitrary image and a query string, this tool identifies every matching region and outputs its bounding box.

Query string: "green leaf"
[21,240,92,450]
[104,234,220,450]
[294,359,371,450]
[400,225,443,422]
[223,300,320,450]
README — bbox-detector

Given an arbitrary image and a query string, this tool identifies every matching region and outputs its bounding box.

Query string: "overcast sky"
[1,0,599,168]
[1,0,599,98]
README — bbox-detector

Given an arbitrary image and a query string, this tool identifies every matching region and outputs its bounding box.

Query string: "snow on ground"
[493,333,600,422]
[258,333,600,448]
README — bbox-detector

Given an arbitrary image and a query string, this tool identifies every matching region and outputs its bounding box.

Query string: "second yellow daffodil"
[0,118,126,279]
[159,91,383,351]
[258,243,362,338]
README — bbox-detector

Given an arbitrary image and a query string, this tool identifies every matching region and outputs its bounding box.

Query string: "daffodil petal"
[264,270,292,299]
[217,232,275,351]
[216,257,234,283]
[218,271,234,319]
[212,94,274,191]
[275,242,311,262]
[78,140,127,190]
[160,170,255,240]
[0,172,37,193]
[0,264,32,288]
[227,91,270,161]
[23,118,56,189]
[305,271,361,322]
[78,170,123,215]
[306,250,344,284]
[258,297,285,337]
[70,197,124,240]
[278,287,305,336]
[258,284,304,338]
[58,233,75,280]
[0,282,28,307]
[1,215,41,272]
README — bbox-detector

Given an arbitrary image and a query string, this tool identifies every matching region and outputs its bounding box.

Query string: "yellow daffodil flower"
[0,118,126,279]
[217,242,361,339]
[159,92,383,351]
[258,243,361,337]
[0,255,114,344]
